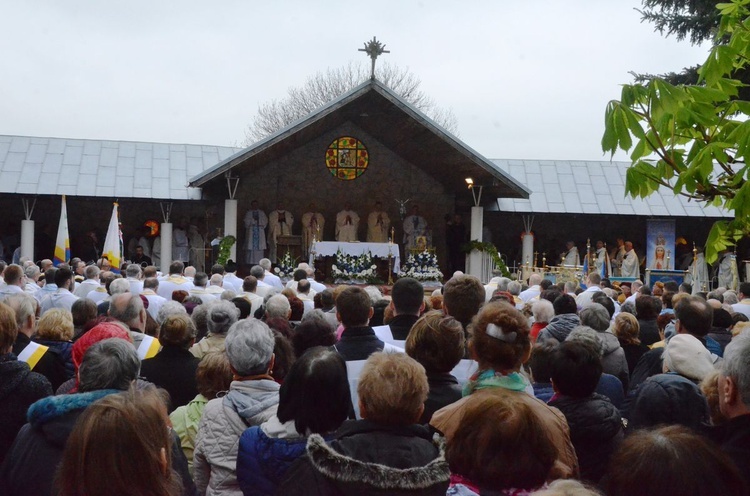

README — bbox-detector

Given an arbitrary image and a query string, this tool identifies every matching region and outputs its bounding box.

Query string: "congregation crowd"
[1,252,750,496]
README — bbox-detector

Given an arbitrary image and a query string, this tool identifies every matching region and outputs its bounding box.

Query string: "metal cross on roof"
[358,37,390,79]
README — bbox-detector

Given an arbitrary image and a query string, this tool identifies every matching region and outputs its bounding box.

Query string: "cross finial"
[358,37,390,79]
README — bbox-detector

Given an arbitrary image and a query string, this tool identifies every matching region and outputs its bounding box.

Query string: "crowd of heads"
[3,255,750,496]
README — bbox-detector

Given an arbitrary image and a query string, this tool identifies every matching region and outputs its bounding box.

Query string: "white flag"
[102,203,122,273]
[53,196,70,266]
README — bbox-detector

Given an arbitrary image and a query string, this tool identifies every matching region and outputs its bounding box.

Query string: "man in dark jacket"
[707,332,750,487]
[548,341,623,484]
[0,338,196,496]
[536,294,581,344]
[404,312,464,423]
[388,277,424,340]
[139,314,200,412]
[0,301,52,465]
[333,287,386,361]
[277,352,450,495]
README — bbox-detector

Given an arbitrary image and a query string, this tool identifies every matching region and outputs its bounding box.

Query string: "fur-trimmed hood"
[26,389,121,448]
[305,424,449,493]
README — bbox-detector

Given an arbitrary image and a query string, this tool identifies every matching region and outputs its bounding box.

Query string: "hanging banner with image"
[646,219,676,271]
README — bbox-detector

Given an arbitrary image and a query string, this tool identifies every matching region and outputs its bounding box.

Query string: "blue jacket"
[237,425,310,496]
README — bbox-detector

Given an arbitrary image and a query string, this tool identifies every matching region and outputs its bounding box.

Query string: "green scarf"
[462,369,529,397]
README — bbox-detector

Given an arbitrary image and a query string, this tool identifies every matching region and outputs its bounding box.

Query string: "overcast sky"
[1,1,710,161]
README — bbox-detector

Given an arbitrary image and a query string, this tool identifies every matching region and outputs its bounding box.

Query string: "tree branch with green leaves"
[603,0,750,262]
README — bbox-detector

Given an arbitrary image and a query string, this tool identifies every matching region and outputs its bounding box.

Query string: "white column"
[467,206,484,279]
[21,220,34,262]
[522,233,534,267]
[161,223,173,270]
[224,199,238,262]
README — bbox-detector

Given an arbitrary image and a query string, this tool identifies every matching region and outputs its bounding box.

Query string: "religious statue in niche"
[325,136,369,180]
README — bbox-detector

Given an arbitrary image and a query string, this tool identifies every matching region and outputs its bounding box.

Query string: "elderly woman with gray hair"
[193,319,279,495]
[190,300,240,359]
[579,303,629,391]
[1,339,141,494]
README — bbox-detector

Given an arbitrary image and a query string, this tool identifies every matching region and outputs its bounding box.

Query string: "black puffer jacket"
[0,354,52,466]
[276,420,449,496]
[537,314,581,344]
[548,393,623,484]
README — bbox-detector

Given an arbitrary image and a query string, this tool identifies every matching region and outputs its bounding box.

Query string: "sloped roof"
[492,159,731,218]
[0,135,241,200]
[188,79,530,203]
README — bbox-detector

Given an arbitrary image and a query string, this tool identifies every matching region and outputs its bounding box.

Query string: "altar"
[310,241,401,273]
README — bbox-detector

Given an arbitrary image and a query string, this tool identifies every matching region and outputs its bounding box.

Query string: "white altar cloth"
[310,241,400,273]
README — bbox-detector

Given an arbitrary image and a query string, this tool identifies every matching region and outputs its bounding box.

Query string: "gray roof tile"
[152,159,169,178]
[42,154,63,173]
[96,168,116,187]
[0,142,10,162]
[79,155,99,174]
[9,137,29,153]
[77,178,97,196]
[82,140,101,156]
[19,164,41,182]
[0,171,20,191]
[62,145,83,165]
[25,144,47,164]
[57,184,78,196]
[571,166,591,185]
[119,142,136,158]
[0,134,735,216]
[99,147,118,167]
[491,159,731,218]
[59,166,80,185]
[16,182,36,194]
[116,157,135,174]
[4,152,25,172]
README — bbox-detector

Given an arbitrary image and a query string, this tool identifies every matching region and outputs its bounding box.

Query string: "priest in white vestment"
[621,241,640,278]
[403,205,428,250]
[611,238,626,276]
[336,204,359,242]
[367,202,390,243]
[687,248,710,293]
[188,222,205,272]
[268,205,293,263]
[172,223,190,264]
[594,240,611,278]
[717,251,735,289]
[244,200,268,265]
[562,241,580,266]
[301,204,325,258]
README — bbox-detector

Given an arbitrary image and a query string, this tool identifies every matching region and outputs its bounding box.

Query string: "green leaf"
[613,106,633,151]
[601,103,619,154]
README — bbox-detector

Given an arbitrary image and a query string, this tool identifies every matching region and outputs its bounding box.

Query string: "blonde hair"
[357,352,428,425]
[613,312,640,346]
[37,308,74,341]
[671,292,690,308]
[700,369,727,426]
[732,321,750,338]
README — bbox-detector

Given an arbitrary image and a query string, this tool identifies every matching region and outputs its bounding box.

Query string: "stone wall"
[224,121,456,270]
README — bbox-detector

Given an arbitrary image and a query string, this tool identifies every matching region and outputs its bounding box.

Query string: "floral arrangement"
[398,250,444,282]
[332,250,380,283]
[273,250,298,280]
